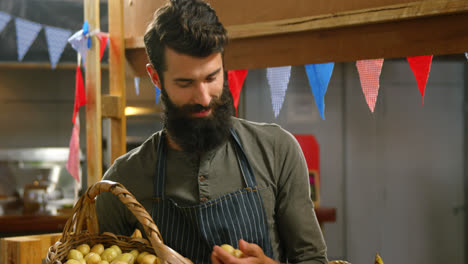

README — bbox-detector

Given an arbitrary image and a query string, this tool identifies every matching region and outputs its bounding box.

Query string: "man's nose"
[193,82,211,107]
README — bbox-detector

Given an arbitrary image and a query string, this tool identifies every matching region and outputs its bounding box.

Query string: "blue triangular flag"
[155,85,161,104]
[15,17,42,61]
[0,11,11,34]
[304,63,334,120]
[45,26,72,69]
[267,66,291,118]
[68,29,88,64]
[134,77,140,96]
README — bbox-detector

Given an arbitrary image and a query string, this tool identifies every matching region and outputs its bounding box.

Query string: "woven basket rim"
[46,180,193,264]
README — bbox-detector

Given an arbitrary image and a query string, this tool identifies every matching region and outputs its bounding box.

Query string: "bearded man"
[96,1,328,263]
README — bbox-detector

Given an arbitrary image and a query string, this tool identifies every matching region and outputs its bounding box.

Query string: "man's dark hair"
[144,0,228,84]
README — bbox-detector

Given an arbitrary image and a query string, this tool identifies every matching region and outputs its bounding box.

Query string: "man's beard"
[160,81,234,154]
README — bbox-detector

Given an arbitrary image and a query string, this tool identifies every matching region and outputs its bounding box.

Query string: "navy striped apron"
[151,129,273,264]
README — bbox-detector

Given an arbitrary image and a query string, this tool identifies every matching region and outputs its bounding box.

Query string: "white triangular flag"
[267,66,291,118]
[134,77,140,96]
[68,29,88,64]
[0,11,11,34]
[45,26,72,69]
[15,17,42,61]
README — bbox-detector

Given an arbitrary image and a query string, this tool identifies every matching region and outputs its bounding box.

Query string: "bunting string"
[1,14,465,126]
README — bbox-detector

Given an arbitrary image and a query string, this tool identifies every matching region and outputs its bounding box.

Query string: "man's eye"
[206,77,216,82]
[177,82,192,88]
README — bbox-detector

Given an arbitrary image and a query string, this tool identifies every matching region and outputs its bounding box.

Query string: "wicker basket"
[46,180,193,264]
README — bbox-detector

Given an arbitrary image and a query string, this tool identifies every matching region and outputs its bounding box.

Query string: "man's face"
[162,47,225,117]
[147,47,233,153]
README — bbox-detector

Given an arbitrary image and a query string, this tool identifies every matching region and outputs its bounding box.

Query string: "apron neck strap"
[155,131,168,199]
[230,128,257,188]
[154,129,258,198]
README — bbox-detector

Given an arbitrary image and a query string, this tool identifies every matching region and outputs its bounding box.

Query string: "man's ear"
[146,63,162,89]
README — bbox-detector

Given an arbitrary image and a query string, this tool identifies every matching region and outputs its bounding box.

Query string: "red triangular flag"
[228,69,248,115]
[407,55,433,104]
[66,116,81,182]
[72,65,86,124]
[356,59,384,112]
[97,32,108,61]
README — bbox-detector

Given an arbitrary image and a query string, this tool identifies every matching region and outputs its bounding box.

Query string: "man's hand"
[211,239,277,264]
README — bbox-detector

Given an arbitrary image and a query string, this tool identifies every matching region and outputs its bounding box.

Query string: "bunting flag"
[72,65,86,124]
[44,26,72,69]
[356,59,384,112]
[83,21,91,49]
[155,85,161,104]
[228,69,248,115]
[68,29,88,64]
[407,55,433,104]
[134,77,140,96]
[15,17,42,61]
[66,115,81,182]
[267,66,291,118]
[0,11,11,34]
[304,63,334,119]
[96,32,108,60]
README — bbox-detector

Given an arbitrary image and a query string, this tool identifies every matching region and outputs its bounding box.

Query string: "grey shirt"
[96,117,328,264]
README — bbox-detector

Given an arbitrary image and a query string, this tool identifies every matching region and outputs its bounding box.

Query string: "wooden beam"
[108,0,127,164]
[125,0,468,48]
[123,0,468,75]
[227,0,468,39]
[85,0,102,187]
[123,0,419,39]
[224,12,468,70]
[102,95,122,119]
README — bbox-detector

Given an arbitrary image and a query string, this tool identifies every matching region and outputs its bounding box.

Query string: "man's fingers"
[211,248,223,264]
[238,239,264,258]
[213,245,239,264]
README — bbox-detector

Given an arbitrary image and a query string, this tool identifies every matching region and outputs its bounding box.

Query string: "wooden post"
[108,0,127,163]
[84,0,102,187]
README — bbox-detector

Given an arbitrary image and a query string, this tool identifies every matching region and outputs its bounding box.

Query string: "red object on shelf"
[293,134,320,207]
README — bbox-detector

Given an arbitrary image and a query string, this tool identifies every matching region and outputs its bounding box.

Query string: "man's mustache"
[181,103,212,113]
[178,96,225,114]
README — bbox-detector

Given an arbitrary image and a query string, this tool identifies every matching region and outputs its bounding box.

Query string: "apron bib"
[151,129,273,264]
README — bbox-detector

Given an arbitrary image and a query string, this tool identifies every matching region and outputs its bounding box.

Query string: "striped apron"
[151,129,274,264]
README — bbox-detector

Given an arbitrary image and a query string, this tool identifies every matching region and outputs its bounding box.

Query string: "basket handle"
[71,180,193,264]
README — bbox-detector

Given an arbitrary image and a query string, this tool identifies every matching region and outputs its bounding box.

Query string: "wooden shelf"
[0,214,70,234]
